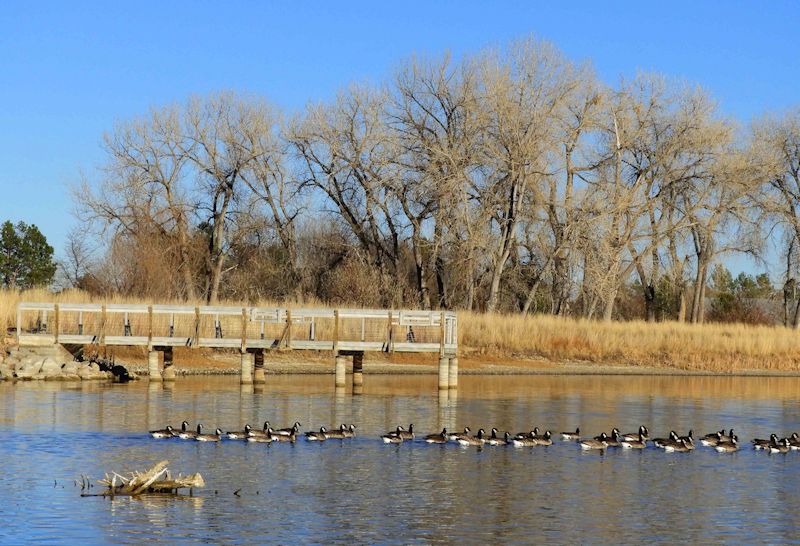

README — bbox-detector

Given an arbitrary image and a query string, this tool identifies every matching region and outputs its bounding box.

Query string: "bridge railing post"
[53,304,60,345]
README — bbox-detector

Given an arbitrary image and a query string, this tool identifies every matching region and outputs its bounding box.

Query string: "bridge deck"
[16,302,458,356]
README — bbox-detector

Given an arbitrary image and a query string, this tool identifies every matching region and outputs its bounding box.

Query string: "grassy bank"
[3,288,800,373]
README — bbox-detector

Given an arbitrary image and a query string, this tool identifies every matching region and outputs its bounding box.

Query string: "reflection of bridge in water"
[16,302,459,390]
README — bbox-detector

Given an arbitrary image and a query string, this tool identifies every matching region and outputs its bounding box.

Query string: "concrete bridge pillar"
[352,352,363,388]
[148,350,162,382]
[335,354,347,388]
[162,347,175,382]
[438,356,449,390]
[448,357,458,389]
[240,351,254,384]
[253,349,266,384]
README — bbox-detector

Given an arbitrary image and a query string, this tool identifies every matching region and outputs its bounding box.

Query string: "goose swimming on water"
[560,427,580,441]
[178,423,202,440]
[425,428,448,444]
[150,425,174,439]
[226,424,252,440]
[196,428,223,442]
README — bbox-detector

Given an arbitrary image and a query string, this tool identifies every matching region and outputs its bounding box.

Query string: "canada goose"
[448,427,472,442]
[246,431,273,443]
[512,432,539,447]
[580,432,608,450]
[196,428,223,442]
[621,425,649,442]
[425,428,448,444]
[382,433,404,444]
[594,428,619,442]
[381,426,406,442]
[178,423,203,440]
[700,432,723,447]
[457,428,486,446]
[664,438,691,453]
[266,428,295,443]
[342,424,357,438]
[715,429,735,443]
[603,430,621,448]
[398,424,415,441]
[620,432,647,449]
[174,421,190,437]
[324,424,349,439]
[679,430,695,449]
[150,425,174,439]
[653,431,680,448]
[535,431,553,446]
[247,421,272,439]
[306,427,328,441]
[715,436,739,453]
[661,431,692,451]
[769,438,791,454]
[789,433,800,450]
[753,434,779,450]
[700,429,725,446]
[560,427,580,441]
[274,422,302,436]
[226,424,252,440]
[485,428,507,446]
[515,427,540,440]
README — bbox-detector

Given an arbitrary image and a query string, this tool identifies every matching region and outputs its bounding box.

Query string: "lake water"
[2,374,800,544]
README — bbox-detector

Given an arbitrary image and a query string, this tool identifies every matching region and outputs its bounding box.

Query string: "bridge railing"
[16,302,458,355]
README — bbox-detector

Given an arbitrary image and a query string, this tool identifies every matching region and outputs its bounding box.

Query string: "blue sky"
[1,2,798,272]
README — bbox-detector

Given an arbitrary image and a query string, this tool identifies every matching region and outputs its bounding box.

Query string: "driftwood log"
[82,460,204,497]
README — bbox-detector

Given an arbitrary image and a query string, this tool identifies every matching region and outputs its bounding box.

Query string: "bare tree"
[752,110,800,326]
[288,86,405,306]
[77,105,199,299]
[390,54,482,308]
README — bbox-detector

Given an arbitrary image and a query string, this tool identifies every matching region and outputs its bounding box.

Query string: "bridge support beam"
[253,349,265,384]
[240,351,253,385]
[438,356,449,390]
[335,354,347,388]
[148,350,162,382]
[448,357,458,389]
[162,346,175,382]
[352,352,363,388]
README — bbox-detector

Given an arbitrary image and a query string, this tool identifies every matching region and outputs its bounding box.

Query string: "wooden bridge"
[16,302,459,389]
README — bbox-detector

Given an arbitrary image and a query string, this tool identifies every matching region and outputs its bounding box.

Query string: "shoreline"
[6,337,800,380]
[125,362,800,378]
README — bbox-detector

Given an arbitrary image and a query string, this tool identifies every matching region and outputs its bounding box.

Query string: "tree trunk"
[697,269,708,324]
[793,297,800,329]
[677,287,686,322]
[176,216,197,301]
[206,187,233,304]
[644,283,656,322]
[410,228,430,309]
[690,258,707,324]
[485,249,510,313]
[522,276,544,315]
[602,286,618,321]
[432,219,447,308]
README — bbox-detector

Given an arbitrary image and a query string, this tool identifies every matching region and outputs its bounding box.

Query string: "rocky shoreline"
[0,346,135,382]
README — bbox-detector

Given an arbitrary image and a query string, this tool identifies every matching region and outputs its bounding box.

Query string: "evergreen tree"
[0,221,56,288]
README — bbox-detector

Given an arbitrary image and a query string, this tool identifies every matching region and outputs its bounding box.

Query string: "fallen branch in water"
[81,460,204,497]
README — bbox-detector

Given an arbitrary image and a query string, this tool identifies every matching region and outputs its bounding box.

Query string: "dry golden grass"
[458,311,800,372]
[4,288,800,372]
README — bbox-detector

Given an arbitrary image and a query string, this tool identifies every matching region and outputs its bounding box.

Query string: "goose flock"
[149,421,800,453]
[149,421,355,443]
